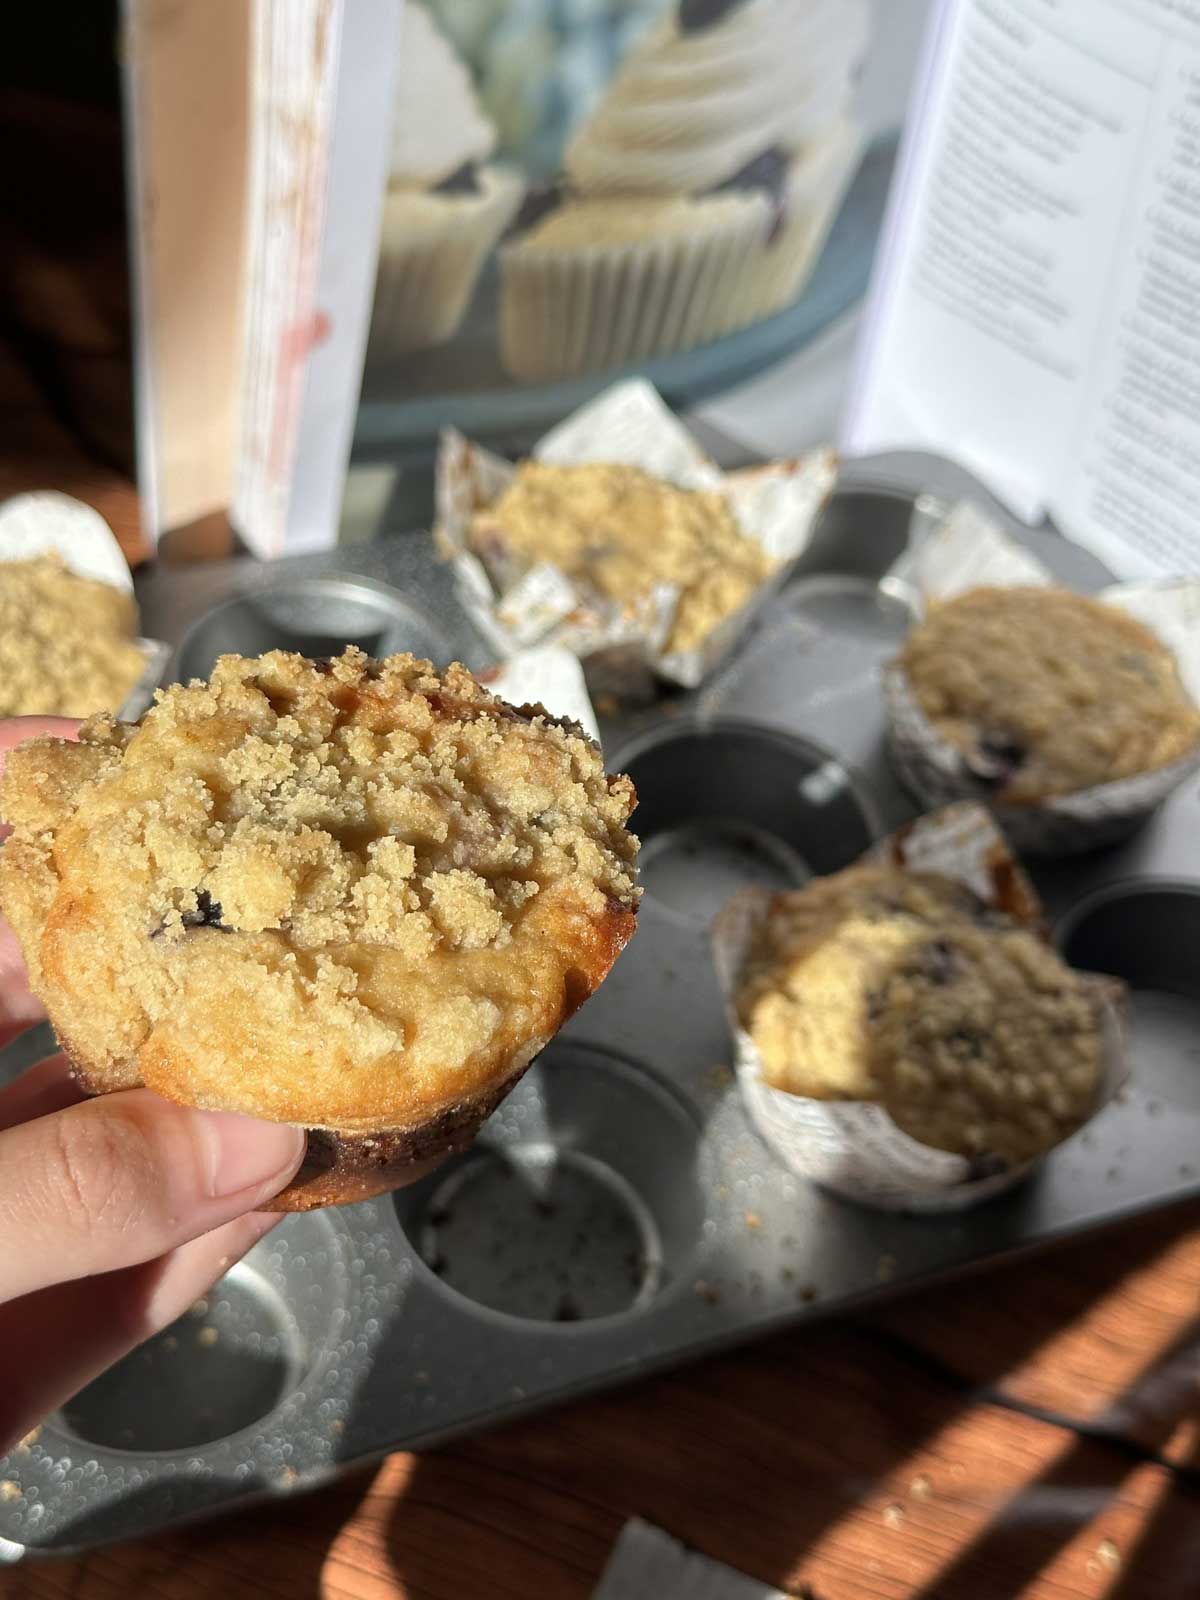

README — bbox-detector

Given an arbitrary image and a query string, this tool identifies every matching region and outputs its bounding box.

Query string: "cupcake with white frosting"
[370,2,523,359]
[499,0,869,381]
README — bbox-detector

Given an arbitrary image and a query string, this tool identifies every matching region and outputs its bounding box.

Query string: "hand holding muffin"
[0,717,308,1454]
[0,649,640,1209]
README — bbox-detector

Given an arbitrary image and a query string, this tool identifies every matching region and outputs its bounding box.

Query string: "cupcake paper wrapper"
[738,121,865,325]
[369,167,523,359]
[881,499,1200,856]
[498,199,769,383]
[0,491,170,719]
[435,378,837,693]
[711,802,1129,1214]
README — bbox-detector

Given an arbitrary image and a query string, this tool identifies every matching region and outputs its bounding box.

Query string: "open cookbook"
[844,0,1200,578]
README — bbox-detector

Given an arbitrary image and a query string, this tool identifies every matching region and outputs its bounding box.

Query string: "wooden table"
[5,1200,1199,1599]
[5,133,1200,1594]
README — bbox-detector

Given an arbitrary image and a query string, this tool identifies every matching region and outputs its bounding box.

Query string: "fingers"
[0,920,47,1047]
[0,716,79,762]
[0,717,79,1041]
[0,1053,84,1131]
[0,1212,281,1453]
[0,1089,305,1302]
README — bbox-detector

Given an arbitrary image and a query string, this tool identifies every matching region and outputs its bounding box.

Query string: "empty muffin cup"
[57,1210,347,1454]
[1059,881,1200,1113]
[615,717,880,925]
[393,1040,704,1324]
[174,575,452,683]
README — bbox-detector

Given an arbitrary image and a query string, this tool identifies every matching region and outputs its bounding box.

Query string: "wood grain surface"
[9,1203,1200,1600]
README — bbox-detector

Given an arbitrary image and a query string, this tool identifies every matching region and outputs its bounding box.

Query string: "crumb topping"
[469,460,773,655]
[899,587,1200,801]
[0,554,145,717]
[0,648,639,1131]
[738,864,1101,1164]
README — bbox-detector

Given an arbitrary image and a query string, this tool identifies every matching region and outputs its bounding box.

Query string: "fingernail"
[195,1110,306,1199]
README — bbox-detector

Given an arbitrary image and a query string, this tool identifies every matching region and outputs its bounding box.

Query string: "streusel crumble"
[737,864,1101,1165]
[468,461,773,655]
[898,587,1200,802]
[0,554,145,717]
[0,648,639,1207]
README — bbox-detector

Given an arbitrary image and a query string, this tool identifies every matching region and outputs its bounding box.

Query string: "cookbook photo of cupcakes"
[881,502,1200,854]
[368,1,523,360]
[0,648,640,1209]
[499,0,870,381]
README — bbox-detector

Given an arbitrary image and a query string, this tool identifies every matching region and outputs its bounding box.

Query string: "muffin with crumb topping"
[468,459,773,656]
[0,554,146,718]
[736,863,1102,1167]
[0,647,639,1208]
[885,587,1200,852]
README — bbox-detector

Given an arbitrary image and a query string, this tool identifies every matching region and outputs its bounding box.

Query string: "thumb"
[0,1089,305,1303]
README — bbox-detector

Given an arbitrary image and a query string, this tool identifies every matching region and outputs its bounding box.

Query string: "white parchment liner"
[475,644,601,743]
[434,379,837,692]
[0,492,170,720]
[881,499,1200,856]
[711,802,1128,1214]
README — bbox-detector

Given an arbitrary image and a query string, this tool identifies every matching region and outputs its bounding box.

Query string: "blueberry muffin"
[0,554,146,718]
[0,648,639,1208]
[896,587,1200,804]
[469,460,773,655]
[736,864,1102,1166]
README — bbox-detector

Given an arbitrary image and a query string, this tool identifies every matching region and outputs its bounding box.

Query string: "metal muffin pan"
[6,457,1200,1559]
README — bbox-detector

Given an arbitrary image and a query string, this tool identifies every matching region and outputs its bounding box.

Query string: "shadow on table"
[35,1193,1197,1595]
[905,1315,1200,1598]
[369,1200,1200,1600]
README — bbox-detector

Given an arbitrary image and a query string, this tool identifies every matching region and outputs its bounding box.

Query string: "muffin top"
[470,460,772,655]
[736,864,1102,1165]
[897,587,1200,802]
[0,648,639,1132]
[0,554,145,718]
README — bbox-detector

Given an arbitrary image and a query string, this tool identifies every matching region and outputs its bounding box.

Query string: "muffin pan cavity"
[394,1042,703,1324]
[175,574,449,682]
[1060,883,1200,1111]
[57,1211,344,1456]
[618,719,878,923]
[10,462,1200,1555]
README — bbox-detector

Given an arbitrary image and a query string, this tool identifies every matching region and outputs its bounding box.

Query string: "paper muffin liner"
[739,120,865,323]
[435,378,837,694]
[497,196,769,383]
[880,499,1200,856]
[712,802,1129,1213]
[0,491,170,720]
[369,165,523,358]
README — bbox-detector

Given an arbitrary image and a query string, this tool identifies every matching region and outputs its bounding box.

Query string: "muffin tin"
[5,458,1200,1560]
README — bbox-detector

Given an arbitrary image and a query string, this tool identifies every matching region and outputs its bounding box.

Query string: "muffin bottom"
[64,1044,544,1211]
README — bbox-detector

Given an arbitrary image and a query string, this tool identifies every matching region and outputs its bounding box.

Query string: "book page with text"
[844,0,1200,577]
